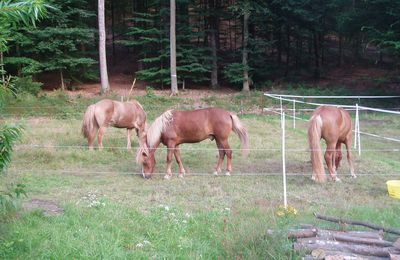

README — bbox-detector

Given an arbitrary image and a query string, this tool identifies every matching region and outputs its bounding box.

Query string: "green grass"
[1,91,400,259]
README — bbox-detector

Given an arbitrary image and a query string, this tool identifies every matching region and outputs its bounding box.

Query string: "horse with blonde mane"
[82,99,147,150]
[136,108,249,179]
[308,106,356,182]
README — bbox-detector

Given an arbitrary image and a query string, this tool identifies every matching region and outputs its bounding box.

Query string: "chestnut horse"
[136,108,249,179]
[82,99,147,150]
[308,106,356,182]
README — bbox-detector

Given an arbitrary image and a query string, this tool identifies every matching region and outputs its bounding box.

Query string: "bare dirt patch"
[23,198,64,216]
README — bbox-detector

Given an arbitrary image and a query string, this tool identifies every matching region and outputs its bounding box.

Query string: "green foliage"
[0,183,27,216]
[0,75,16,104]
[6,0,96,86]
[12,76,42,96]
[120,2,211,87]
[360,1,400,53]
[0,0,49,52]
[145,86,156,98]
[0,124,23,173]
[223,63,248,86]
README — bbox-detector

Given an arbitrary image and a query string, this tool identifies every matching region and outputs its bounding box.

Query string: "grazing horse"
[82,99,147,150]
[136,108,249,179]
[308,106,356,183]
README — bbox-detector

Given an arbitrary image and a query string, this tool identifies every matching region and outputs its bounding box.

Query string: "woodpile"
[270,213,400,260]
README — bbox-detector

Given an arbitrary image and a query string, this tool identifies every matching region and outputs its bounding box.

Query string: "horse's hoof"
[225,171,231,176]
[164,175,171,180]
[311,175,316,181]
[351,174,357,178]
[333,177,341,182]
[213,171,219,176]
[178,174,184,178]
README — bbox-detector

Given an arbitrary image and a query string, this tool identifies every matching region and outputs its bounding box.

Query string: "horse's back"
[170,108,232,142]
[313,106,351,141]
[111,100,146,129]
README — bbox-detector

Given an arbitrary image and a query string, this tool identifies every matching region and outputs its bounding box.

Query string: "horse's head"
[136,144,156,179]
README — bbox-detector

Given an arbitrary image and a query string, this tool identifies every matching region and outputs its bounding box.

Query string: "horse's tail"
[308,114,326,182]
[81,104,97,139]
[230,113,249,157]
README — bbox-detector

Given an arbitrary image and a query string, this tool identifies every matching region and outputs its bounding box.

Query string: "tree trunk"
[338,34,343,67]
[313,31,320,79]
[111,0,115,63]
[209,0,218,88]
[170,0,178,94]
[285,25,290,77]
[60,69,65,91]
[98,0,110,94]
[277,26,282,64]
[242,10,250,92]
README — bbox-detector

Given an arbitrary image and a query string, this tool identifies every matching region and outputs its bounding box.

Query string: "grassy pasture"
[1,91,400,259]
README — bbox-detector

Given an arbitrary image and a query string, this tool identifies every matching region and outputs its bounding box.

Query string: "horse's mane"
[147,110,174,148]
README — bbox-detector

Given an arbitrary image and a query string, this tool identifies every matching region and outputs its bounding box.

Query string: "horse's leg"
[87,129,97,150]
[220,139,233,176]
[335,142,343,171]
[345,135,356,178]
[165,144,175,180]
[174,147,185,178]
[213,140,225,176]
[325,143,340,182]
[97,126,107,150]
[135,126,147,149]
[126,129,132,150]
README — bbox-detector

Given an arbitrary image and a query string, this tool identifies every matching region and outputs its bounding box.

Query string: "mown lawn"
[1,91,399,259]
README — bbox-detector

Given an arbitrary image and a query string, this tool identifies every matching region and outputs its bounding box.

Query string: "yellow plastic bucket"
[386,180,400,199]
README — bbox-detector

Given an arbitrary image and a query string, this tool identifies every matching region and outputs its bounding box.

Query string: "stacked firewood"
[273,214,400,260]
[290,226,400,259]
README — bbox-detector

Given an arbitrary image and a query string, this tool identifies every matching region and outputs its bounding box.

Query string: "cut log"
[314,213,400,236]
[332,233,392,247]
[288,228,318,238]
[317,229,383,240]
[294,237,400,257]
[312,248,388,260]
[394,238,400,249]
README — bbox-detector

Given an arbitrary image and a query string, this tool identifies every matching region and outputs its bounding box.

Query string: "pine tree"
[119,0,211,88]
[5,0,97,90]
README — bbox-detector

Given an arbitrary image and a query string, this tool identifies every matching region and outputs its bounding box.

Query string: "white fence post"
[282,112,287,209]
[357,104,361,156]
[293,100,296,129]
[280,97,283,128]
[354,104,358,150]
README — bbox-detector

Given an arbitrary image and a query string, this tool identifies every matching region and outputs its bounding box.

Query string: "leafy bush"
[145,86,156,98]
[12,76,43,96]
[0,75,16,104]
[0,124,23,173]
[0,183,27,215]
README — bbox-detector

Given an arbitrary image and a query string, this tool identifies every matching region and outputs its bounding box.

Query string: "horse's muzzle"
[142,167,151,179]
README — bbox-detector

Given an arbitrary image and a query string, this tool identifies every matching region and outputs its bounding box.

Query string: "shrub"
[0,124,23,173]
[13,76,43,96]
